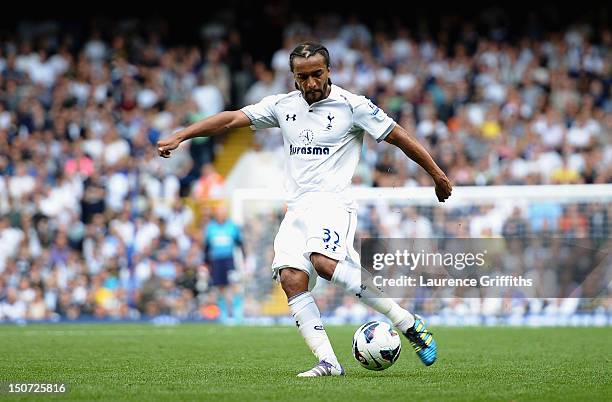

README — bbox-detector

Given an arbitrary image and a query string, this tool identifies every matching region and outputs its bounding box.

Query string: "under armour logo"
[314,325,324,330]
[326,113,334,129]
[286,114,296,121]
[296,321,300,328]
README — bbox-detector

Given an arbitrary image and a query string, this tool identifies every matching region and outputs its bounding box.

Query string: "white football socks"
[288,291,339,365]
[331,260,415,333]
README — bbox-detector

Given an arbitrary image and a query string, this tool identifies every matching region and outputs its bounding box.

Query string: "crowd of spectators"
[0,9,610,322]
[242,201,610,321]
[251,15,611,188]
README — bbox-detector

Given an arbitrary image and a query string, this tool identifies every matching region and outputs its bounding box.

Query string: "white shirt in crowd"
[192,84,224,117]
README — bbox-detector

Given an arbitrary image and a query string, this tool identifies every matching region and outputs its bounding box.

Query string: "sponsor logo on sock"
[314,325,324,330]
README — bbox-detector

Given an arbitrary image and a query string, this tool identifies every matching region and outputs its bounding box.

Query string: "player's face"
[214,205,227,222]
[292,54,330,104]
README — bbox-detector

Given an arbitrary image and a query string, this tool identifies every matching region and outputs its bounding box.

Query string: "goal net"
[232,184,611,326]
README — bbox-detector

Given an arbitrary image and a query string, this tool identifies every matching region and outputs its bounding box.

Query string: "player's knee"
[280,268,309,298]
[310,253,338,281]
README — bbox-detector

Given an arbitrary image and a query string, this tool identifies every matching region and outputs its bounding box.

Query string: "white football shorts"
[271,199,360,291]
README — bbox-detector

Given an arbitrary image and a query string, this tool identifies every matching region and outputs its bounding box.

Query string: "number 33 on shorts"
[304,204,358,263]
[322,228,340,251]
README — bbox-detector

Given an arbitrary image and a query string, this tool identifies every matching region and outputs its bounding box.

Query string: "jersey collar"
[300,84,341,109]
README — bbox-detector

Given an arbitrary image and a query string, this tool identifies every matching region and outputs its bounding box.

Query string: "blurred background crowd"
[0,2,610,323]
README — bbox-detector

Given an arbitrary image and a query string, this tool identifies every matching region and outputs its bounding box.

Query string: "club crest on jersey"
[326,113,335,130]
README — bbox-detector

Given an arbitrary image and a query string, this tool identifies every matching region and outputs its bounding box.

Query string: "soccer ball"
[352,320,401,370]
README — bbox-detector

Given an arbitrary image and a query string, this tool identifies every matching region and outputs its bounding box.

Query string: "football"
[352,321,402,370]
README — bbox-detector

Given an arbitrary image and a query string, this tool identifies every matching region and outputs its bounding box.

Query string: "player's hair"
[289,42,330,72]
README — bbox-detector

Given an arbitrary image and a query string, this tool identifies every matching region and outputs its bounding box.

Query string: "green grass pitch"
[0,324,610,401]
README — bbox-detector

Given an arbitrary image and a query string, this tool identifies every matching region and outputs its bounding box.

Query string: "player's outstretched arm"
[157,110,251,158]
[384,124,452,202]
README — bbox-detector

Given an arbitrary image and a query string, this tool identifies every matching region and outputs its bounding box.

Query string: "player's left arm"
[384,124,452,202]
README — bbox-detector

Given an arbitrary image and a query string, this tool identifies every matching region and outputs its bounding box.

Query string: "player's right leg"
[273,209,343,377]
[280,268,344,377]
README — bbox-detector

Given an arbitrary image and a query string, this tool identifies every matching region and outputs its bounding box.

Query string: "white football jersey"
[241,84,396,208]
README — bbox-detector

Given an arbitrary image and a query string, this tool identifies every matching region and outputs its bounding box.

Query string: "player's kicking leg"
[280,268,345,377]
[311,254,437,366]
